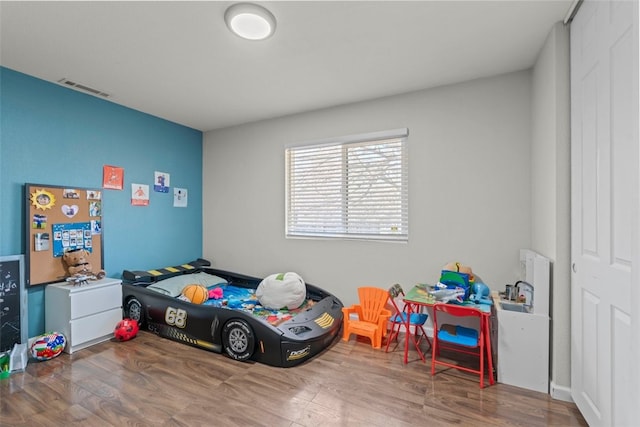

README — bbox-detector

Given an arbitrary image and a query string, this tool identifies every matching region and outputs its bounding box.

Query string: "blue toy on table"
[469,282,493,305]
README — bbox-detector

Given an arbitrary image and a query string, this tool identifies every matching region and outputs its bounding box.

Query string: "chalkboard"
[25,183,104,286]
[0,255,27,353]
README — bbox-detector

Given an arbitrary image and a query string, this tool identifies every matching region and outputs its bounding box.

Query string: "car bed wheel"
[222,319,255,361]
[125,297,145,328]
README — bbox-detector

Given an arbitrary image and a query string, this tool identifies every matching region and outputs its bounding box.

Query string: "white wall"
[203,71,532,307]
[531,22,571,398]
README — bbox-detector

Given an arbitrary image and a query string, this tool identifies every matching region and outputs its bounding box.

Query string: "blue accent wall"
[0,67,203,337]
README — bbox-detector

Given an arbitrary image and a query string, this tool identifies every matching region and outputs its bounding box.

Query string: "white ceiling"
[0,1,573,132]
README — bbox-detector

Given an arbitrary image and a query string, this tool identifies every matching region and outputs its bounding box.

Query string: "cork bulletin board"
[25,183,104,286]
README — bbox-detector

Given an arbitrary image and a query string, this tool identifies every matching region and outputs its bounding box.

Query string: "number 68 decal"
[165,307,188,328]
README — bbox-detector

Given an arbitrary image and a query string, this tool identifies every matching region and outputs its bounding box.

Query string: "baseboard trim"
[550,381,573,402]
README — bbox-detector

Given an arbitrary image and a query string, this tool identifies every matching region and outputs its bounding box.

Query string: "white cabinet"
[496,250,551,393]
[496,307,549,393]
[45,278,122,354]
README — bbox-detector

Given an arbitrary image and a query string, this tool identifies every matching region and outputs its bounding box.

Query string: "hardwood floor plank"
[0,331,587,426]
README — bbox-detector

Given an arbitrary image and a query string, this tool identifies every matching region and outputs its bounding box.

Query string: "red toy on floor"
[114,318,139,341]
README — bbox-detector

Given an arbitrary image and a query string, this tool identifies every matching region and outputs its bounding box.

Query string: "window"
[286,128,408,241]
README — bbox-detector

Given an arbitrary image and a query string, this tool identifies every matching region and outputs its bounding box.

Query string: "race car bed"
[121,259,343,367]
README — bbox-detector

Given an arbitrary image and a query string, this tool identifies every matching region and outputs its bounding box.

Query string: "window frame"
[285,128,409,242]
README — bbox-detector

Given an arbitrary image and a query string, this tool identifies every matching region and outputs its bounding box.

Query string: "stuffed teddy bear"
[62,248,105,280]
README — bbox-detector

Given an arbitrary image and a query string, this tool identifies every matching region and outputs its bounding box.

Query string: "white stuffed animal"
[256,272,306,310]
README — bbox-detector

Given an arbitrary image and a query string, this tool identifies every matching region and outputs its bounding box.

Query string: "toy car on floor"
[121,259,343,367]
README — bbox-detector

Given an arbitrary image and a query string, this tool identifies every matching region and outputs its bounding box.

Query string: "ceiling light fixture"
[225,3,276,41]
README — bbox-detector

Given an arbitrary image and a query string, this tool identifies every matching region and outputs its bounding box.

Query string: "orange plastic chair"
[385,284,431,361]
[342,287,392,349]
[430,302,493,388]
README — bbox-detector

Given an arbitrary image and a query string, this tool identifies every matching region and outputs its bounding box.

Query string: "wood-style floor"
[1,332,587,426]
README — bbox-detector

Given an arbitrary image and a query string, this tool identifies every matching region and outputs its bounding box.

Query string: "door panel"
[612,308,631,427]
[570,1,637,426]
[580,66,598,253]
[579,289,599,413]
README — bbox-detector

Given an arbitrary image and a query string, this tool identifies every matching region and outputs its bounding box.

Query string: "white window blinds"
[286,128,408,241]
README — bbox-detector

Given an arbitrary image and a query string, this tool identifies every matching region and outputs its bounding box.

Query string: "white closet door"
[570,1,638,426]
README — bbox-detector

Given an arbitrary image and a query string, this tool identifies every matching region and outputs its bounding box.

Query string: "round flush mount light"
[225,3,276,41]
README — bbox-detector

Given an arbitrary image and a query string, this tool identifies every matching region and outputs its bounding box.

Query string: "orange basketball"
[181,284,209,304]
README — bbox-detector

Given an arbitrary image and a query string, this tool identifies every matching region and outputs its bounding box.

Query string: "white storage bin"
[10,343,28,372]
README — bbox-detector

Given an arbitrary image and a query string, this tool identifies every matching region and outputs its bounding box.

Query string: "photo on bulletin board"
[24,183,104,286]
[0,255,28,352]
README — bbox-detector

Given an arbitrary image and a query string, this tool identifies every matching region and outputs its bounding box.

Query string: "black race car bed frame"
[121,259,343,367]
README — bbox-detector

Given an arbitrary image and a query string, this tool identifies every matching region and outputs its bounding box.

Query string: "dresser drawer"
[70,307,122,348]
[69,283,121,319]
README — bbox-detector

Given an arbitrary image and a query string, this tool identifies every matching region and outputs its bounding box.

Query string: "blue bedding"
[203,283,313,326]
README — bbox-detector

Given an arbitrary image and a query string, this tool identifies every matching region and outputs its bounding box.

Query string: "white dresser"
[45,277,122,354]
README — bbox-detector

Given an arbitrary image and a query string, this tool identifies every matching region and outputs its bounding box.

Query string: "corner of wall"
[550,380,574,402]
[531,19,572,393]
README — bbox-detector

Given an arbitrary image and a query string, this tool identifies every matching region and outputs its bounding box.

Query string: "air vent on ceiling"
[57,78,111,98]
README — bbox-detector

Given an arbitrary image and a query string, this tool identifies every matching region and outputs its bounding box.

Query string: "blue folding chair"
[385,284,431,362]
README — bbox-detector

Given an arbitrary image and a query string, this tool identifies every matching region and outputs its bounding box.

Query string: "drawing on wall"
[103,165,124,190]
[132,183,149,206]
[173,187,188,208]
[154,171,170,193]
